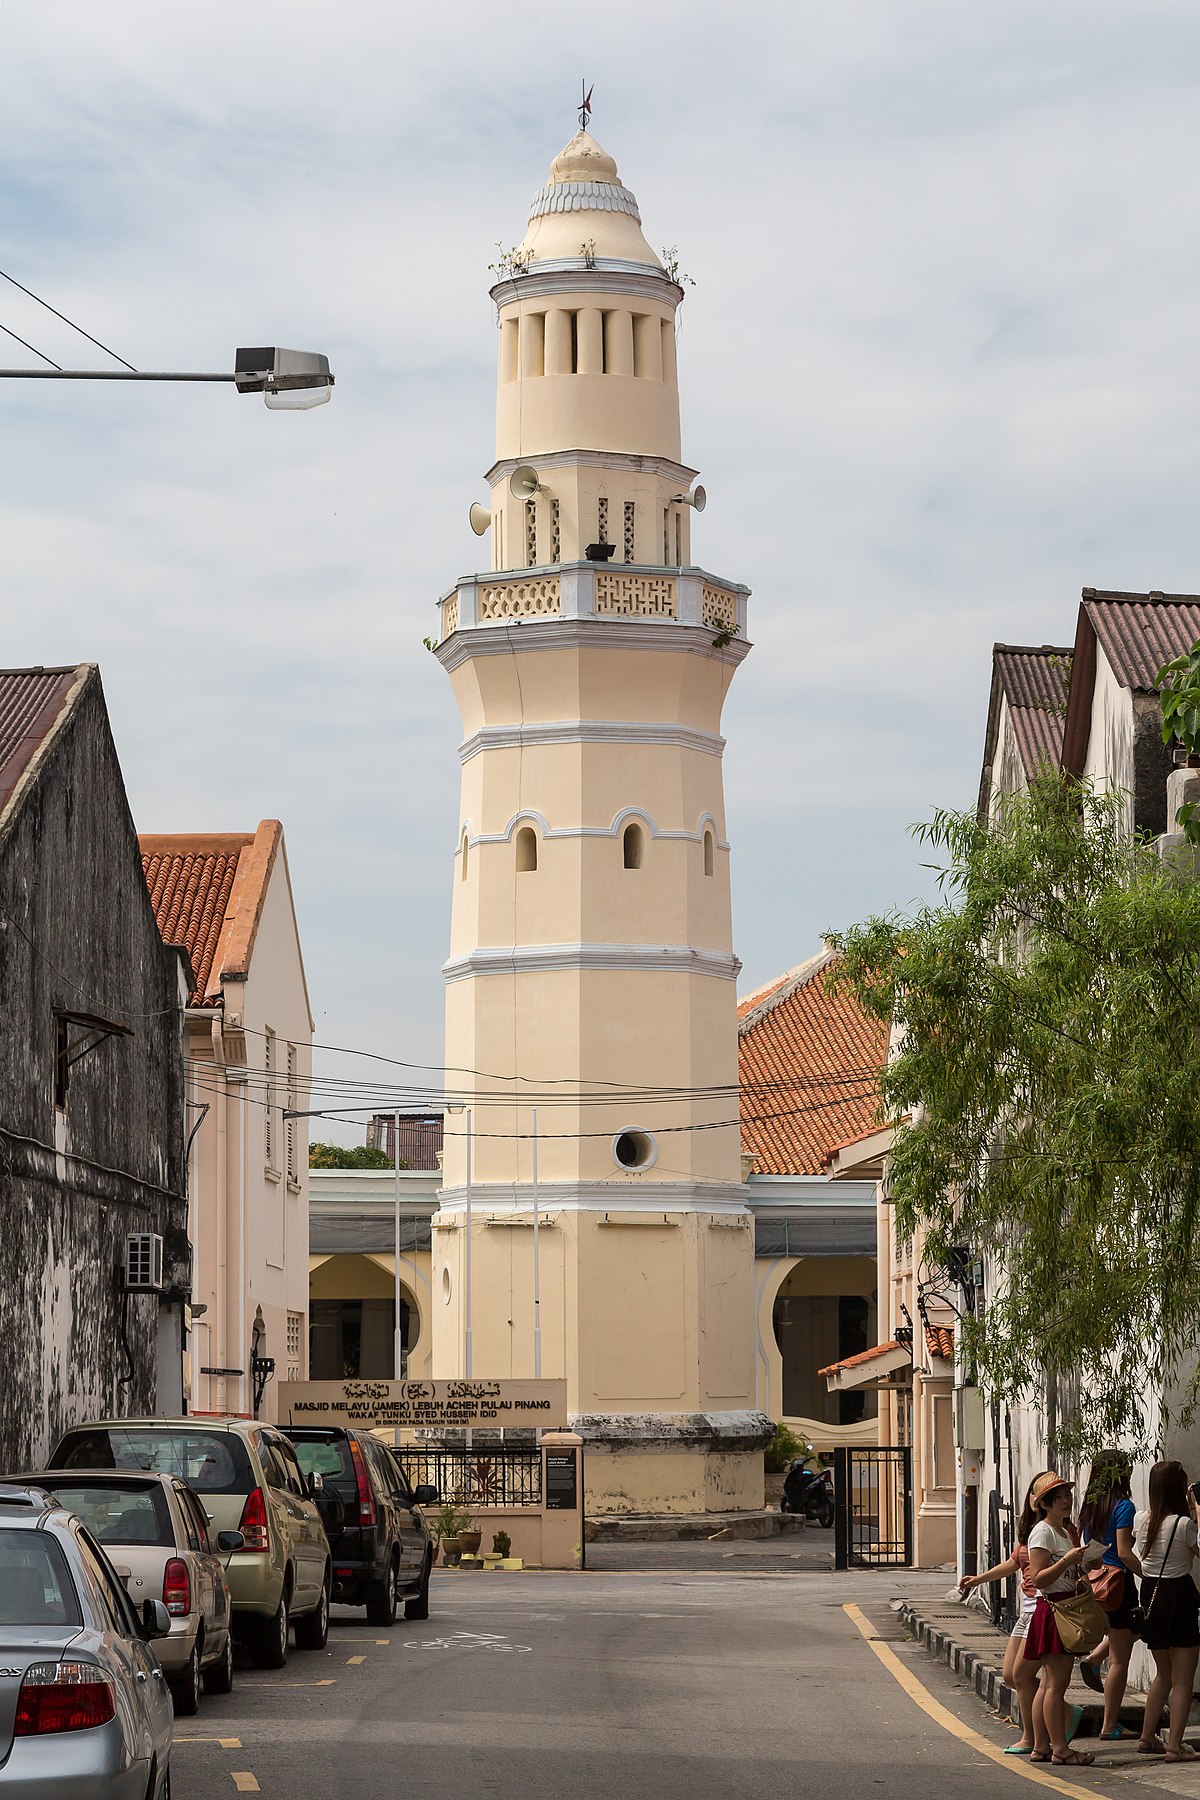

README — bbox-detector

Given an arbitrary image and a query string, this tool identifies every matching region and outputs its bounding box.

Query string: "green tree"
[308,1142,406,1170]
[827,773,1200,1458]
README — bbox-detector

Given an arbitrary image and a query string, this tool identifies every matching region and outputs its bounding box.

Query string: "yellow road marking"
[346,1654,366,1665]
[232,1777,260,1794]
[174,1737,242,1748]
[375,1638,390,1645]
[843,1603,1097,1799]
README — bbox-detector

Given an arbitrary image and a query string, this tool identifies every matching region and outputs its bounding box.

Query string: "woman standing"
[1078,1449,1141,1739]
[1024,1471,1094,1766]
[1136,1461,1200,1762]
[960,1470,1052,1754]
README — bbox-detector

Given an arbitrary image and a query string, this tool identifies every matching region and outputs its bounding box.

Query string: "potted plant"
[433,1501,473,1564]
[491,1530,511,1559]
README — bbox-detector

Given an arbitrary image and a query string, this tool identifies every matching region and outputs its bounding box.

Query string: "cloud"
[1,0,1198,1129]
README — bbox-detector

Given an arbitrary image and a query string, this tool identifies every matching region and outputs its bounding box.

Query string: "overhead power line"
[0,266,136,371]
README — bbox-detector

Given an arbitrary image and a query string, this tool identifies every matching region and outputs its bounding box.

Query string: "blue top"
[1089,1496,1135,1569]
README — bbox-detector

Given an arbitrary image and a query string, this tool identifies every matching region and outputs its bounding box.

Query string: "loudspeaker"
[468,503,492,536]
[509,465,543,500]
[672,485,707,512]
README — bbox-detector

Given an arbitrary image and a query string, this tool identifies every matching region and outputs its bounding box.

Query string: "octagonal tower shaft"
[432,128,764,1509]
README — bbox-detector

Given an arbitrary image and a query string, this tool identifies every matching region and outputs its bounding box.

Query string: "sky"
[3,2,1199,1138]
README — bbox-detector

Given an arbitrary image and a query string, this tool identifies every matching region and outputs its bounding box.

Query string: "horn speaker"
[509,465,543,500]
[468,502,492,536]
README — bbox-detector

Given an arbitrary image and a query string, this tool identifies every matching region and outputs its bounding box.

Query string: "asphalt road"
[172,1566,1197,1800]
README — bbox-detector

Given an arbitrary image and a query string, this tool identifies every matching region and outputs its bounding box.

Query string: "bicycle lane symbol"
[404,1631,532,1653]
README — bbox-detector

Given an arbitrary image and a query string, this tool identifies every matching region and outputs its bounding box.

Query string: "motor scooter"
[780,1457,835,1527]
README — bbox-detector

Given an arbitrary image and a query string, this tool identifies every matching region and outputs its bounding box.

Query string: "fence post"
[833,1445,849,1572]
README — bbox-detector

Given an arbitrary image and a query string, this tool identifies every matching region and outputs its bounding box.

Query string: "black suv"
[283,1427,437,1626]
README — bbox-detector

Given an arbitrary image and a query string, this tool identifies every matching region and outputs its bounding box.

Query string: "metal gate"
[832,1446,914,1569]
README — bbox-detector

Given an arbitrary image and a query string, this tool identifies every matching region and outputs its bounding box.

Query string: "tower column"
[434,124,771,1515]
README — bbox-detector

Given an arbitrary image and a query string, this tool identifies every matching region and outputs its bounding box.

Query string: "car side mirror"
[413,1484,439,1506]
[216,1530,245,1553]
[141,1598,171,1641]
[305,1471,324,1499]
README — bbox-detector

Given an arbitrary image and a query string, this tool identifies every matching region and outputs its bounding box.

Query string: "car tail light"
[163,1557,191,1616]
[348,1438,376,1526]
[14,1662,116,1734]
[238,1486,270,1552]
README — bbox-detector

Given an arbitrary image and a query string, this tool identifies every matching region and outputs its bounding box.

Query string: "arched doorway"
[308,1253,423,1379]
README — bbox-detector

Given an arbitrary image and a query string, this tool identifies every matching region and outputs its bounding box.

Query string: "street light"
[0,345,334,409]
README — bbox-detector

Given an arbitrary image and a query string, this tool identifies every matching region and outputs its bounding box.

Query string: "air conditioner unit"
[124,1233,165,1293]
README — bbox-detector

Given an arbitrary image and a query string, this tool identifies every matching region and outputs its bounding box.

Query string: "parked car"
[18,1469,241,1715]
[0,1482,174,1797]
[47,1418,331,1670]
[281,1426,437,1625]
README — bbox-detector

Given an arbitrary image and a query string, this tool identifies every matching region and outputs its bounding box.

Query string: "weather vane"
[578,80,593,132]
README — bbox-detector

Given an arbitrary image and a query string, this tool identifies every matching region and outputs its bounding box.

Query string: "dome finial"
[578,78,594,133]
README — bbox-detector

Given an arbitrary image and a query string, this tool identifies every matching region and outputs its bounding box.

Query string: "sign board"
[545,1447,578,1511]
[276,1378,568,1432]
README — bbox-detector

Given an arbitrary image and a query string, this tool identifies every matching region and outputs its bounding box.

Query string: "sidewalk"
[897,1594,1140,1738]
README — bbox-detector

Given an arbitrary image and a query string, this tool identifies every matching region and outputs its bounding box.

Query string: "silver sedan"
[0,1483,173,1797]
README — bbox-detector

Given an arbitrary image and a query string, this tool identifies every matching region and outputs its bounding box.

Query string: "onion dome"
[516,130,662,270]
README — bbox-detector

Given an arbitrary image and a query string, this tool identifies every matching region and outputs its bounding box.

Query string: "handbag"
[1050,1580,1108,1656]
[1088,1561,1126,1613]
[1130,1515,1183,1638]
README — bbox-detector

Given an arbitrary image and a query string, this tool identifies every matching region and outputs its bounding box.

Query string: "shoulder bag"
[1130,1515,1184,1639]
[1050,1578,1108,1656]
[1088,1560,1126,1613]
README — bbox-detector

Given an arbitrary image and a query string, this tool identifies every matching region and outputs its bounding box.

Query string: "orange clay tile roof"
[140,823,282,1006]
[738,949,889,1176]
[818,1340,903,1379]
[924,1324,955,1362]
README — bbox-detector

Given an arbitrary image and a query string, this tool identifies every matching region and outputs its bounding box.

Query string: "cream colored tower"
[432,125,770,1513]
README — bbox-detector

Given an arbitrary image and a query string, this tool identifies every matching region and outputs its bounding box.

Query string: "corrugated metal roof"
[0,665,88,830]
[1081,591,1200,692]
[992,645,1070,778]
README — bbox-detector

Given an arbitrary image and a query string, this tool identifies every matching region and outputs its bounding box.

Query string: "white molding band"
[460,805,727,851]
[435,1180,751,1216]
[490,260,682,307]
[436,617,752,673]
[459,720,725,763]
[442,942,742,982]
[483,449,700,487]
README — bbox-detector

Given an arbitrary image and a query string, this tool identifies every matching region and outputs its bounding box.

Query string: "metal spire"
[578,80,593,132]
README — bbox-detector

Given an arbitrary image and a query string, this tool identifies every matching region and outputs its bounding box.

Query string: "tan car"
[19,1469,240,1714]
[47,1418,331,1670]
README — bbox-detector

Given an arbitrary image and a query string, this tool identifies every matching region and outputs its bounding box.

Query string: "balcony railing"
[437,561,748,645]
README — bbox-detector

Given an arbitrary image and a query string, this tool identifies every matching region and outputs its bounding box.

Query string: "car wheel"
[404,1552,432,1621]
[250,1589,290,1669]
[365,1554,399,1627]
[203,1630,235,1695]
[294,1570,330,1650]
[168,1644,202,1717]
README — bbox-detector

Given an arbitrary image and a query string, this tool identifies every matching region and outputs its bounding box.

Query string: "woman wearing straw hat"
[1024,1472,1095,1765]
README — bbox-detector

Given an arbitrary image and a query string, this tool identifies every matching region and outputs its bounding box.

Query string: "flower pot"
[440,1536,461,1565]
[457,1530,482,1555]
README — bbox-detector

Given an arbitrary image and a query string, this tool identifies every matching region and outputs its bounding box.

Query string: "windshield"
[51,1428,252,1495]
[43,1482,174,1547]
[0,1532,82,1627]
[287,1435,354,1487]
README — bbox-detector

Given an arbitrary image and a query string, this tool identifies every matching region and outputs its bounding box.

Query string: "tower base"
[574,1410,773,1515]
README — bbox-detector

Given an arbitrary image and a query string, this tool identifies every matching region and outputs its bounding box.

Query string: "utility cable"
[0,266,137,370]
[0,320,61,368]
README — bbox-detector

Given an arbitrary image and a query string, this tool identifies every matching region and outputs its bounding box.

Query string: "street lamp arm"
[0,369,239,381]
[0,347,334,406]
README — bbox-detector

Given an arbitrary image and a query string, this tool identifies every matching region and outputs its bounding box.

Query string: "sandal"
[1165,1746,1198,1762]
[1138,1740,1166,1755]
[1004,1745,1034,1755]
[1079,1663,1105,1694]
[1051,1750,1095,1766]
[1101,1728,1138,1740]
[1030,1751,1052,1763]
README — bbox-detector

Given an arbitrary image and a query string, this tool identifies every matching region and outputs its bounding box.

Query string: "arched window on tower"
[703,830,714,877]
[622,822,644,870]
[461,831,469,881]
[516,826,539,873]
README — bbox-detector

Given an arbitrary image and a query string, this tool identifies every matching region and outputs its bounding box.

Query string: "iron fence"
[396,1447,542,1507]
[833,1445,914,1569]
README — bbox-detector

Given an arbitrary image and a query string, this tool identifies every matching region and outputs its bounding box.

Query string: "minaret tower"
[432,113,769,1512]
